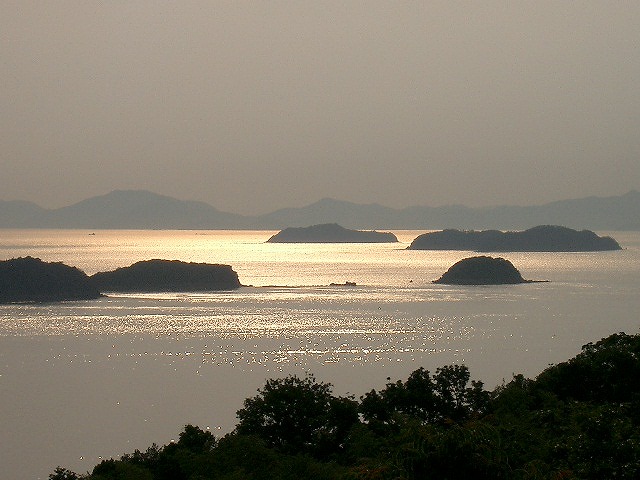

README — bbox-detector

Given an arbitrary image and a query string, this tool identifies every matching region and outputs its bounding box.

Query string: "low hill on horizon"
[1,189,639,231]
[267,223,398,243]
[0,190,249,230]
[408,225,622,252]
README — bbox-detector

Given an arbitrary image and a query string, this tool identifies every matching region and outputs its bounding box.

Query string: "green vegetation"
[51,332,640,479]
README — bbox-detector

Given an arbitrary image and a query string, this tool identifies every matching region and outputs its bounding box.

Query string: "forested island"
[408,225,622,252]
[0,257,100,303]
[267,223,398,243]
[433,256,535,285]
[90,259,241,292]
[50,331,640,479]
[0,258,241,302]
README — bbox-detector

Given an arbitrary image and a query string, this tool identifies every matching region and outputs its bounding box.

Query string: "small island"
[433,256,534,285]
[408,225,621,252]
[90,259,242,292]
[0,256,101,303]
[267,223,398,243]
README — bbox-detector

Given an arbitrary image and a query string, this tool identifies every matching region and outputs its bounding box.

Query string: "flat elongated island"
[267,223,398,243]
[90,259,241,292]
[408,225,621,252]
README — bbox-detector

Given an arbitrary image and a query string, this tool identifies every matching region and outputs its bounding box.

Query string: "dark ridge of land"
[433,256,533,285]
[2,189,640,230]
[408,225,622,252]
[89,259,241,292]
[266,223,398,243]
[0,256,101,303]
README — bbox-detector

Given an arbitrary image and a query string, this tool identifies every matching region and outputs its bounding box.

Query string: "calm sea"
[1,229,639,479]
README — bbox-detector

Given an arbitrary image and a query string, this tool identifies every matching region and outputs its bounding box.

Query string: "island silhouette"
[433,256,537,285]
[90,259,241,292]
[408,225,621,252]
[0,257,101,303]
[0,258,242,303]
[267,223,398,243]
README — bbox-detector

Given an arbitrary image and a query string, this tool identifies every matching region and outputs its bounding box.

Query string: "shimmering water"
[1,229,639,479]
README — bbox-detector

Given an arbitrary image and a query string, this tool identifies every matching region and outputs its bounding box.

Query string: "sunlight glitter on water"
[1,231,638,394]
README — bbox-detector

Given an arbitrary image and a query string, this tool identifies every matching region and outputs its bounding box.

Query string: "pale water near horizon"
[1,229,639,479]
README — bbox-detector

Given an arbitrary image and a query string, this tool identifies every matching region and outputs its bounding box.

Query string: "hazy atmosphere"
[3,1,639,214]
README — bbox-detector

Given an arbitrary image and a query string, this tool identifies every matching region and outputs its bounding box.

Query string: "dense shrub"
[50,332,640,480]
[235,374,359,459]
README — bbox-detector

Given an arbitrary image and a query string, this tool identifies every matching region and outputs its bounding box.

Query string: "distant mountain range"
[1,189,639,231]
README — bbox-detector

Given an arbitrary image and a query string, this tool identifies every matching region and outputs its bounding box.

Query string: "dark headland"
[433,256,537,285]
[408,225,621,252]
[0,256,101,303]
[267,223,398,243]
[90,259,241,292]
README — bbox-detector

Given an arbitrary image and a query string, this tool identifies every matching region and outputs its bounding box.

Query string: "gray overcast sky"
[2,2,639,214]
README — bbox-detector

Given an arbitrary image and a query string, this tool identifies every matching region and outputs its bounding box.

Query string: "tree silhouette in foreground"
[360,364,490,426]
[235,374,359,459]
[50,332,640,480]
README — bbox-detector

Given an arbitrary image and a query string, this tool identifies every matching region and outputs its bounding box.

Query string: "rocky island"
[89,259,241,292]
[0,256,101,303]
[267,223,398,243]
[408,225,621,252]
[433,256,534,285]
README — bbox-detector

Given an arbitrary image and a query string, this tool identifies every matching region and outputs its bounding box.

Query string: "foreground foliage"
[51,332,640,480]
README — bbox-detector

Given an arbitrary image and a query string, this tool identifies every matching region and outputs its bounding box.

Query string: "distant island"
[329,281,357,286]
[433,256,534,285]
[0,257,101,303]
[266,223,398,243]
[90,259,241,292]
[408,225,622,252]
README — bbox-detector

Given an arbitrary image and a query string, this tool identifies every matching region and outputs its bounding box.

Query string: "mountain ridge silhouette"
[1,189,639,230]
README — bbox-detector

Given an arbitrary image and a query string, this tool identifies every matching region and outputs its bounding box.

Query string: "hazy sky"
[2,2,639,214]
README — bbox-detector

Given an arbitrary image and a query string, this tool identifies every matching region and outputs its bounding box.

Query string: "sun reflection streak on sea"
[0,286,475,341]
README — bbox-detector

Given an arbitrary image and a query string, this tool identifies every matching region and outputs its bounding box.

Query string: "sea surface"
[1,229,639,479]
